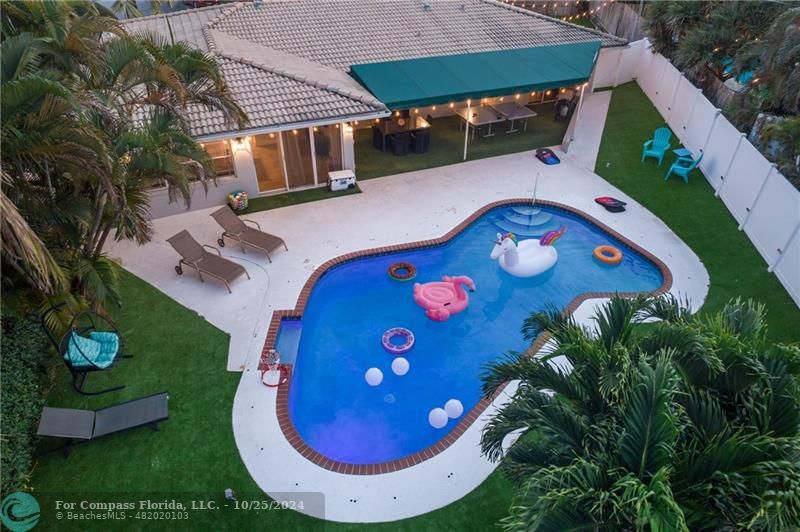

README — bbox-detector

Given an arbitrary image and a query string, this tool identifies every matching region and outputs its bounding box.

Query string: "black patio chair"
[40,304,131,396]
[411,129,431,153]
[389,131,411,156]
[372,125,386,151]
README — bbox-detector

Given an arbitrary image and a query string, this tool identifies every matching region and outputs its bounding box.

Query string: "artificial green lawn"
[595,83,800,342]
[241,185,361,215]
[29,82,799,531]
[354,102,567,179]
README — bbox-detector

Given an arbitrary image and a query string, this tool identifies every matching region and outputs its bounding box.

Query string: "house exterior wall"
[147,124,357,219]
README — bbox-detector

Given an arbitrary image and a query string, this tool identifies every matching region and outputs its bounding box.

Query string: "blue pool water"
[286,204,664,464]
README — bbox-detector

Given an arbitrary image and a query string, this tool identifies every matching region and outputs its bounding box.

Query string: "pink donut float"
[382,327,415,355]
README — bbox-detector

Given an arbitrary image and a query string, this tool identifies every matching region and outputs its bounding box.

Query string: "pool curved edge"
[260,198,673,475]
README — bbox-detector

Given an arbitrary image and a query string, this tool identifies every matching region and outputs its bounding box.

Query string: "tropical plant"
[111,0,178,20]
[1,1,247,316]
[735,7,800,115]
[762,116,800,183]
[482,295,800,531]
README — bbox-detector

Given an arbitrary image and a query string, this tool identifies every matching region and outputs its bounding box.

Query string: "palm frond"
[618,357,679,479]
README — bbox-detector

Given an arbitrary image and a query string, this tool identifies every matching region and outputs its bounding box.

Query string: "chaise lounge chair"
[166,229,250,293]
[37,392,169,456]
[210,206,287,262]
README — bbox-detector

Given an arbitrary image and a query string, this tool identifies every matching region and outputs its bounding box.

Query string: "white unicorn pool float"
[490,227,565,278]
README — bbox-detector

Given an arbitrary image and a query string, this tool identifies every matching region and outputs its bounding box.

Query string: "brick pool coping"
[259,198,673,475]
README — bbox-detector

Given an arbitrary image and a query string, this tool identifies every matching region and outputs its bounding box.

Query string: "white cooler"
[328,169,357,191]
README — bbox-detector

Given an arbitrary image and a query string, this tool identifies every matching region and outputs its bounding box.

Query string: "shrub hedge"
[1,315,52,494]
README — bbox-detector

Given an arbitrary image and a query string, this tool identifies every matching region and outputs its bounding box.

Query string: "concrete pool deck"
[108,145,709,522]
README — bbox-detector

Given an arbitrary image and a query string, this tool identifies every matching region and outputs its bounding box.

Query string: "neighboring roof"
[121,0,626,138]
[351,42,601,110]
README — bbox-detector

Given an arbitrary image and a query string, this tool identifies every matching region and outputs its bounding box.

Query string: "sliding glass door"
[313,125,343,181]
[252,133,286,192]
[281,129,315,188]
[252,126,343,193]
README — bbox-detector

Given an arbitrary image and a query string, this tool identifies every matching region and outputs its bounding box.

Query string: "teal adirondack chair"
[665,153,704,183]
[641,127,672,165]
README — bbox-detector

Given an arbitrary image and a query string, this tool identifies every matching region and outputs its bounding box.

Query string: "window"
[202,140,235,177]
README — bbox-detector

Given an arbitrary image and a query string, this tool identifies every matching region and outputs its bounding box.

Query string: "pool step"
[511,205,542,216]
[502,212,553,226]
[493,218,560,238]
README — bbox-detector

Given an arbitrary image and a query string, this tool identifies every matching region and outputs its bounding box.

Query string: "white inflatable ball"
[444,399,464,419]
[428,408,448,429]
[391,357,410,376]
[365,367,383,386]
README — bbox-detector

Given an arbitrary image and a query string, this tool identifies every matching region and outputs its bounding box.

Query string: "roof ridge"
[206,30,386,110]
[118,2,229,25]
[480,0,627,46]
[202,1,246,52]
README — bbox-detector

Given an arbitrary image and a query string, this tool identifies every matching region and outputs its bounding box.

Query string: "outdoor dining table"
[490,102,538,133]
[455,106,507,139]
[374,116,430,151]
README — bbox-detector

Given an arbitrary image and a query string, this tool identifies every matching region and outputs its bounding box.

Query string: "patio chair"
[665,153,704,183]
[389,131,410,156]
[641,127,672,165]
[371,125,385,151]
[411,129,431,153]
[37,392,169,456]
[40,304,131,396]
[166,229,250,293]
[210,206,288,262]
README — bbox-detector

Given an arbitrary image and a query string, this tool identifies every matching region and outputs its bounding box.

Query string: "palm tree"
[735,7,800,115]
[1,2,247,313]
[481,296,800,531]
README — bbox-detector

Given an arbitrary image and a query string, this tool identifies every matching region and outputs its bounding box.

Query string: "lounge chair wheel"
[218,238,225,247]
[175,265,183,275]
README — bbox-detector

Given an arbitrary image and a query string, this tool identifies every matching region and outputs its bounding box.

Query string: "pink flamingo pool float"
[413,275,476,322]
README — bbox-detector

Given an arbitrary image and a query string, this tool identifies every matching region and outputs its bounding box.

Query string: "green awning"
[350,42,601,110]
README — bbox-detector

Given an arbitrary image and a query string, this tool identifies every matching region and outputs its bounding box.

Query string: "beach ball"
[365,367,383,386]
[445,399,464,419]
[391,357,410,376]
[428,408,448,429]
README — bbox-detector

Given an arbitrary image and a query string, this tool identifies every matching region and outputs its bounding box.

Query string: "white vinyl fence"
[592,40,800,307]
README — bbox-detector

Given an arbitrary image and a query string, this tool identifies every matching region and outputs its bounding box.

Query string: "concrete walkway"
[566,90,613,171]
[108,145,709,522]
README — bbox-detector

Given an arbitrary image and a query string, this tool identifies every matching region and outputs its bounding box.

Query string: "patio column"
[463,99,471,161]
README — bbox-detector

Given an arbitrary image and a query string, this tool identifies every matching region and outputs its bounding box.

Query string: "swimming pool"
[271,200,669,470]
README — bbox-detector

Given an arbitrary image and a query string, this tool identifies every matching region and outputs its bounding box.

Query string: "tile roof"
[120,4,226,52]
[122,0,626,137]
[210,0,626,70]
[185,56,380,137]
